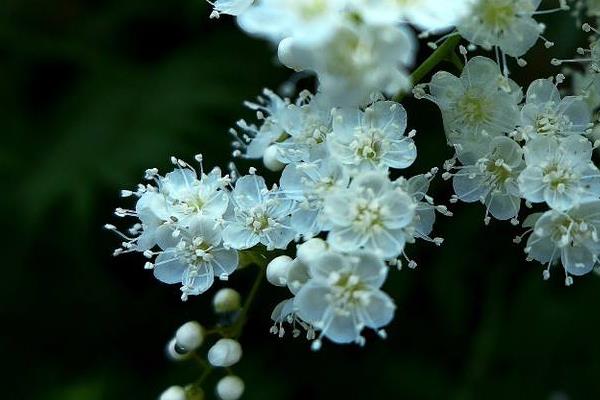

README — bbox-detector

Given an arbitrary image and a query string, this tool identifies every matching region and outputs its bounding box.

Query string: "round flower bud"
[263,145,285,172]
[185,385,205,400]
[266,255,293,287]
[175,321,204,352]
[297,238,327,265]
[160,385,186,400]
[166,338,189,361]
[213,288,241,314]
[208,338,242,367]
[216,375,245,400]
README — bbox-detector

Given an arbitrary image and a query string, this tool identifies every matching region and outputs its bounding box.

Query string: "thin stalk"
[394,34,462,102]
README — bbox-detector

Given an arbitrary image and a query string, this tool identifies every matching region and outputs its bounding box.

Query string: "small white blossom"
[324,171,417,259]
[237,0,346,45]
[153,217,239,300]
[328,101,417,173]
[351,0,474,32]
[421,57,521,157]
[519,78,591,140]
[451,136,524,221]
[280,157,349,237]
[279,22,416,106]
[222,175,297,250]
[457,0,545,58]
[518,135,600,211]
[524,201,600,283]
[274,92,333,163]
[294,251,395,346]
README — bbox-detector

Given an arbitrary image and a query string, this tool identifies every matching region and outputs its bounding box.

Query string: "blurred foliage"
[2,0,600,399]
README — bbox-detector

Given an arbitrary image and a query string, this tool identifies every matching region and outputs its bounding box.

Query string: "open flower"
[519,78,591,140]
[222,175,297,250]
[518,136,600,211]
[324,171,416,258]
[294,251,395,347]
[328,101,417,173]
[151,217,239,300]
[524,201,600,284]
[451,136,524,222]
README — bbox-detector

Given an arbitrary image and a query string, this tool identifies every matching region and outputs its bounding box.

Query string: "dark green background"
[2,1,598,399]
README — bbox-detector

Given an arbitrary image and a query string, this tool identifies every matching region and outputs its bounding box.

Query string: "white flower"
[328,101,417,173]
[280,157,349,237]
[237,0,346,45]
[279,22,416,107]
[324,171,416,259]
[518,136,600,211]
[131,164,230,251]
[519,78,591,140]
[233,89,290,159]
[351,0,474,32]
[419,57,521,157]
[398,171,449,246]
[524,201,600,284]
[457,0,544,57]
[222,175,297,250]
[274,92,333,163]
[209,0,253,18]
[294,251,395,346]
[152,217,239,300]
[451,136,524,222]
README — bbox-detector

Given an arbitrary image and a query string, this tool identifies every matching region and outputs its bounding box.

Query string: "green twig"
[394,34,462,103]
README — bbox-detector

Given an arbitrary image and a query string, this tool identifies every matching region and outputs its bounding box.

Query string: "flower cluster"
[417,50,600,285]
[104,0,600,397]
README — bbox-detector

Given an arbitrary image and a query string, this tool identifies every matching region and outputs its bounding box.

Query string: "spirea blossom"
[523,201,600,284]
[518,135,600,211]
[222,174,297,250]
[294,250,395,348]
[324,171,417,259]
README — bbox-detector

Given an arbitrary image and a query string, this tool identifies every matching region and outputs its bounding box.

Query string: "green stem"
[193,260,266,388]
[394,34,462,102]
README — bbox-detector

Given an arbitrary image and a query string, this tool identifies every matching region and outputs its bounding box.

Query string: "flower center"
[457,89,492,126]
[478,0,517,32]
[535,105,569,136]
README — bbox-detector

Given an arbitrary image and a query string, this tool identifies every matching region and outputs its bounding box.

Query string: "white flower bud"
[216,375,245,400]
[208,338,242,367]
[266,255,293,286]
[166,338,189,361]
[297,238,327,264]
[175,321,204,352]
[160,385,186,400]
[213,288,241,314]
[263,145,285,172]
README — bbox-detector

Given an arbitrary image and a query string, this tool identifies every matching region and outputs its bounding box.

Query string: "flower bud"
[166,338,189,361]
[160,385,186,400]
[266,255,293,286]
[175,321,204,352]
[213,288,241,314]
[263,145,285,172]
[208,338,242,367]
[297,238,327,264]
[216,375,245,400]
